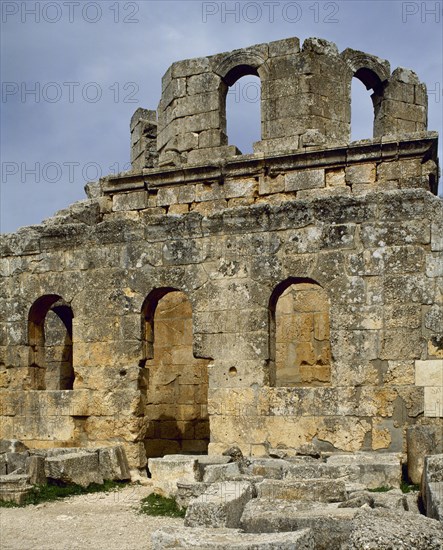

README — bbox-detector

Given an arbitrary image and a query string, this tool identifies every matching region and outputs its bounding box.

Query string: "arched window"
[269,279,331,387]
[352,68,384,140]
[28,295,74,390]
[141,289,209,458]
[223,65,261,154]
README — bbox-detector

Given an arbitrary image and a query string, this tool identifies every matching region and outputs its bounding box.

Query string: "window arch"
[225,72,261,154]
[269,278,331,387]
[141,288,209,457]
[216,58,266,155]
[28,295,74,390]
[352,68,384,141]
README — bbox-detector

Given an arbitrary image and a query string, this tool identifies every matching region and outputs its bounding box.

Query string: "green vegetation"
[139,493,186,518]
[0,479,127,508]
[400,481,420,493]
[367,486,393,493]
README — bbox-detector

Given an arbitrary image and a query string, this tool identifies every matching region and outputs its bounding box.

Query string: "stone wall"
[156,37,427,168]
[0,37,441,469]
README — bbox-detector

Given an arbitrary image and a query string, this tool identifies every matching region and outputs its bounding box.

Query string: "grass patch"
[0,479,127,508]
[367,486,393,493]
[139,493,186,518]
[400,481,420,493]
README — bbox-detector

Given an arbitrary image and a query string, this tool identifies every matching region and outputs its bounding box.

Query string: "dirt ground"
[0,484,184,550]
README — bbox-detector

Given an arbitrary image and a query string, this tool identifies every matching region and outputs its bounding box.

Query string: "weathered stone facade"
[0,37,441,471]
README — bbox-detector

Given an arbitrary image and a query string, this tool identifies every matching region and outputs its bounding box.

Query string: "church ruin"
[0,37,441,471]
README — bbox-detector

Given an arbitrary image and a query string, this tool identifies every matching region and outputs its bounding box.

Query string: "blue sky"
[1,0,442,233]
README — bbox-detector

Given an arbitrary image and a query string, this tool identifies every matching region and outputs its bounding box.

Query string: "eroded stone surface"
[184,481,254,528]
[152,527,315,549]
[345,508,443,549]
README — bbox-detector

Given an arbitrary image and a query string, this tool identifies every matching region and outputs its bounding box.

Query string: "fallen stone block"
[5,451,29,474]
[184,481,254,528]
[176,481,211,509]
[152,526,315,549]
[45,452,103,488]
[240,498,356,550]
[0,474,33,505]
[195,455,231,479]
[98,446,131,481]
[424,482,443,523]
[26,455,47,485]
[326,452,402,488]
[257,478,347,503]
[203,462,241,483]
[339,488,408,511]
[421,453,443,521]
[346,508,443,549]
[0,456,6,475]
[246,458,289,479]
[284,462,330,481]
[148,455,200,497]
[407,425,441,484]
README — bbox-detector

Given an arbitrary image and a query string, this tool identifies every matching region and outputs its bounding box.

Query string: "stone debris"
[345,508,443,549]
[0,443,131,502]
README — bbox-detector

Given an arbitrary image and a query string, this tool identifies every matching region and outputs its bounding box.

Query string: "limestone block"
[26,455,46,485]
[176,481,210,509]
[98,446,131,481]
[421,455,443,522]
[347,508,443,549]
[224,179,257,199]
[148,455,200,497]
[424,482,443,523]
[424,387,443,417]
[257,478,346,503]
[285,169,325,192]
[184,481,254,528]
[240,499,356,550]
[112,191,148,212]
[326,453,402,489]
[0,474,33,505]
[152,527,315,549]
[5,451,28,474]
[45,452,103,488]
[246,458,290,479]
[156,186,180,206]
[203,462,241,483]
[415,360,443,387]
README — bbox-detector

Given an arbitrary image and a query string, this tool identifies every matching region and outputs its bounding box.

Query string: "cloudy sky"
[1,0,442,233]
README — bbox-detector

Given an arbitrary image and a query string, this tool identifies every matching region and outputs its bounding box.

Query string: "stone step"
[152,527,315,549]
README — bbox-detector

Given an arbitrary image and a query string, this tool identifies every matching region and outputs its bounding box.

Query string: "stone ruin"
[0,37,442,533]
